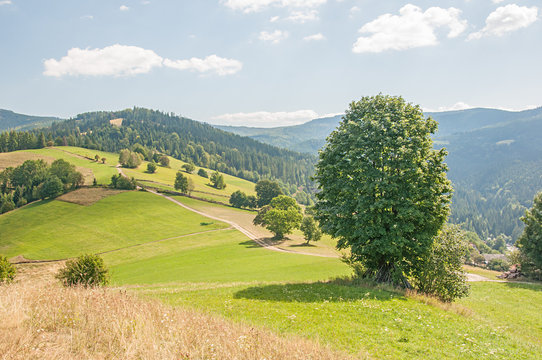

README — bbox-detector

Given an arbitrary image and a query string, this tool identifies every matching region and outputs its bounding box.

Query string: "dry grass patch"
[0,282,351,360]
[57,188,126,206]
[109,118,123,127]
[0,151,55,170]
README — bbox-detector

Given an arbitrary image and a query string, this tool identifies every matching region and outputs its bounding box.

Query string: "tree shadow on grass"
[239,238,287,248]
[289,243,316,248]
[233,279,405,303]
[504,281,542,292]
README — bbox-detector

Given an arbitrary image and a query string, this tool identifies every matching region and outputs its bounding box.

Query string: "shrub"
[487,258,510,272]
[182,163,195,173]
[56,254,109,287]
[411,225,470,302]
[197,168,208,178]
[147,162,157,174]
[110,174,137,190]
[0,255,16,284]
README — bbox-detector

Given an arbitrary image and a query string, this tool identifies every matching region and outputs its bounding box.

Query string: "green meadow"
[0,191,227,259]
[1,150,541,359]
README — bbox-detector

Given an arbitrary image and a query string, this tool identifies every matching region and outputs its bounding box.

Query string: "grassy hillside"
[0,109,62,131]
[1,180,541,358]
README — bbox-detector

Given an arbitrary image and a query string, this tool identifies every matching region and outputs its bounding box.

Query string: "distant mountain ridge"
[216,107,542,153]
[0,109,62,131]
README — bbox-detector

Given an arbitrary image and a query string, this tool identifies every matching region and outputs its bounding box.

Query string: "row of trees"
[0,159,83,214]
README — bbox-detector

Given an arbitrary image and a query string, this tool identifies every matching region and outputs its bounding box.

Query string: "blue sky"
[0,0,540,127]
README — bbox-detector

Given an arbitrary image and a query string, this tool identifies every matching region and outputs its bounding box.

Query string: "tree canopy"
[517,191,542,279]
[253,195,302,239]
[314,95,452,285]
[255,179,283,207]
[174,171,189,193]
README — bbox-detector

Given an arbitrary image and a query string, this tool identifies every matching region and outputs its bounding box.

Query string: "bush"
[56,254,109,287]
[147,162,157,174]
[182,163,195,173]
[411,225,470,302]
[0,255,16,284]
[110,174,137,190]
[197,168,208,178]
[487,258,510,272]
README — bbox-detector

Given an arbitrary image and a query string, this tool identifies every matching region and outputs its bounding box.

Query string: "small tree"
[159,155,170,167]
[187,178,195,195]
[147,162,157,174]
[182,163,195,173]
[255,179,283,207]
[94,154,100,162]
[175,171,189,193]
[411,225,470,302]
[197,168,208,178]
[517,191,542,280]
[210,171,226,190]
[253,195,302,239]
[56,254,109,287]
[110,174,136,190]
[300,216,322,244]
[0,255,16,284]
[101,157,106,164]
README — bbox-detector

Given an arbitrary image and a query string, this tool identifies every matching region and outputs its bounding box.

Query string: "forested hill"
[0,109,62,131]
[0,108,316,189]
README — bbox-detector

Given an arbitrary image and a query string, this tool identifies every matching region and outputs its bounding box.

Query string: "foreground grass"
[136,280,542,359]
[0,281,347,360]
[0,191,228,260]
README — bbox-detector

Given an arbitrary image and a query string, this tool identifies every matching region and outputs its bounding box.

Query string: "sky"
[0,0,540,127]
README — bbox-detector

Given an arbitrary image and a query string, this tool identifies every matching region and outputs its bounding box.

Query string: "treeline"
[0,159,83,213]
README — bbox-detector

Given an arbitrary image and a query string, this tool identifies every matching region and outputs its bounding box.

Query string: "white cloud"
[286,9,319,23]
[81,15,94,20]
[141,1,151,4]
[43,45,242,77]
[303,33,325,41]
[0,0,12,5]
[349,6,360,17]
[492,0,505,3]
[352,4,467,53]
[120,5,129,11]
[468,4,538,40]
[270,15,280,22]
[221,0,326,13]
[259,30,289,44]
[211,109,320,127]
[424,102,472,112]
[163,55,243,76]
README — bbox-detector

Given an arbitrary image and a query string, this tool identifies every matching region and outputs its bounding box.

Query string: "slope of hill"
[0,109,61,131]
[10,108,316,190]
[2,187,541,359]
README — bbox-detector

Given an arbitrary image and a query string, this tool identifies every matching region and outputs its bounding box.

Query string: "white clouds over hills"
[212,109,320,127]
[353,4,467,53]
[468,4,538,40]
[43,45,242,77]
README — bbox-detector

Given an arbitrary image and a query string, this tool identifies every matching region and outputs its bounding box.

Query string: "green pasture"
[0,191,227,259]
[26,146,119,184]
[120,155,256,201]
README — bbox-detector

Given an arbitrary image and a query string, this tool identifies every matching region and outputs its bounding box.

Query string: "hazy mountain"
[216,107,542,153]
[0,109,62,131]
[216,115,342,154]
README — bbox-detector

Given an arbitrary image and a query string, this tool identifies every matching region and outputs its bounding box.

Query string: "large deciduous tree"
[517,191,542,279]
[174,171,189,193]
[314,95,452,285]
